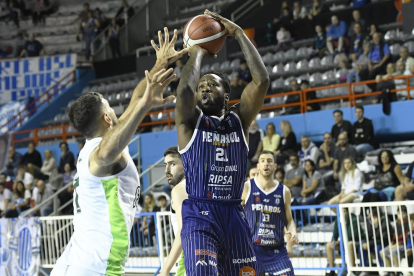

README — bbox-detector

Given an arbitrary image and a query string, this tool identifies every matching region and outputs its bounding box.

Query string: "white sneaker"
[379,272,388,276]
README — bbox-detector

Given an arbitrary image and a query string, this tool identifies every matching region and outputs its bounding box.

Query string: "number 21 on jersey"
[215,148,228,162]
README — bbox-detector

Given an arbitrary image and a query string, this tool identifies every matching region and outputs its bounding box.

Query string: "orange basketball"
[183,15,227,54]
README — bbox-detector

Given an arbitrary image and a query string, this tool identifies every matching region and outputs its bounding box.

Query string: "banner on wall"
[0,54,77,105]
[0,101,29,134]
[0,218,41,276]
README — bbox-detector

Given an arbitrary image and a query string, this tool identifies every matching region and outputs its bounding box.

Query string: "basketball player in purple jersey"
[242,151,299,276]
[175,9,269,276]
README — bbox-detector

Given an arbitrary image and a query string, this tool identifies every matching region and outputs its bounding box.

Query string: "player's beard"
[168,170,185,186]
[196,93,225,116]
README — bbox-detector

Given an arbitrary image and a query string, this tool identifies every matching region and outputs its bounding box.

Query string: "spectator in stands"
[140,193,159,246]
[362,150,403,203]
[300,160,325,204]
[273,1,289,24]
[394,161,414,201]
[170,59,184,93]
[94,8,107,31]
[77,140,85,158]
[358,209,388,269]
[115,0,135,26]
[351,0,371,8]
[20,33,45,57]
[333,133,358,181]
[373,63,398,104]
[84,11,101,61]
[331,109,353,145]
[72,3,90,41]
[275,168,285,183]
[353,105,374,154]
[247,167,259,181]
[283,154,305,202]
[0,183,12,217]
[262,123,280,155]
[0,173,13,191]
[14,164,34,191]
[328,158,362,206]
[5,146,22,177]
[21,142,42,171]
[40,149,58,179]
[275,120,297,165]
[299,135,318,166]
[58,184,74,215]
[398,46,414,74]
[293,1,307,20]
[347,43,370,83]
[63,164,75,187]
[229,75,244,101]
[12,32,25,58]
[58,142,75,173]
[32,179,54,216]
[248,120,265,167]
[326,15,347,54]
[238,60,252,86]
[284,79,301,114]
[380,206,410,268]
[5,181,30,217]
[157,195,169,212]
[318,132,336,175]
[308,0,329,20]
[313,25,327,58]
[274,25,291,52]
[348,10,367,38]
[32,0,51,26]
[375,62,395,83]
[301,80,320,111]
[365,24,377,44]
[359,32,390,83]
[326,208,365,276]
[349,23,366,64]
[8,2,19,27]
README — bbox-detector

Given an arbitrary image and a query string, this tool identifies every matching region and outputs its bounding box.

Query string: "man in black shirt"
[301,80,320,111]
[333,133,358,181]
[395,161,414,201]
[285,79,301,114]
[331,109,353,145]
[20,33,45,57]
[247,120,264,169]
[58,142,75,173]
[353,105,374,154]
[21,142,43,178]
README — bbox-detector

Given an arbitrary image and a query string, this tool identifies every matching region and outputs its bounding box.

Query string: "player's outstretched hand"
[151,27,189,64]
[204,9,242,37]
[143,68,176,108]
[286,231,299,245]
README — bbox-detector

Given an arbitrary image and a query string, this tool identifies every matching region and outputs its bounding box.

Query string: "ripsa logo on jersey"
[208,175,233,185]
[258,228,274,236]
[202,131,240,146]
[251,204,281,213]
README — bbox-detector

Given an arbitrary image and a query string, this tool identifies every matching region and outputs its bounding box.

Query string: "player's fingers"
[177,48,189,56]
[152,68,166,83]
[170,29,178,46]
[164,27,170,44]
[151,40,159,51]
[144,70,151,84]
[158,68,174,83]
[205,9,224,21]
[158,30,164,47]
[163,95,175,104]
[161,73,177,87]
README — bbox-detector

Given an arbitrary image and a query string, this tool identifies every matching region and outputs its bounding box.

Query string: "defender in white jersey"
[158,146,188,276]
[51,28,187,276]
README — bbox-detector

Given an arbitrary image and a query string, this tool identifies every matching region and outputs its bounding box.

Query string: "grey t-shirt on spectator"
[286,166,305,198]
[334,145,358,172]
[303,170,325,193]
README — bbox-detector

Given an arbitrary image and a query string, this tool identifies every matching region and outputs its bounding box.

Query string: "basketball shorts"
[181,197,263,276]
[51,263,106,276]
[254,246,294,276]
[177,252,186,276]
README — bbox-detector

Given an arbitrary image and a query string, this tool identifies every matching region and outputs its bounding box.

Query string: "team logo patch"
[239,266,256,276]
[275,198,280,205]
[207,191,212,199]
[254,237,261,244]
[254,196,260,202]
[196,258,207,266]
[206,120,210,128]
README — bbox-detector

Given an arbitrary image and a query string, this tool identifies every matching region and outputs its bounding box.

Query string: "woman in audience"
[5,181,31,217]
[347,43,370,84]
[275,168,285,183]
[275,120,297,165]
[262,122,280,154]
[365,24,378,44]
[40,149,58,179]
[362,150,403,204]
[140,193,160,246]
[301,160,325,205]
[328,158,362,208]
[274,25,292,52]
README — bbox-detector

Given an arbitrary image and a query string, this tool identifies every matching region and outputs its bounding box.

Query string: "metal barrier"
[40,212,167,274]
[290,204,346,276]
[339,201,414,275]
[156,211,180,274]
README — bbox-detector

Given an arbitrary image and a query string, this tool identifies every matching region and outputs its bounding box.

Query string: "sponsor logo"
[239,266,256,276]
[207,191,212,199]
[258,228,274,237]
[199,211,209,216]
[259,239,277,245]
[209,260,217,267]
[208,175,233,186]
[263,199,269,203]
[252,192,260,196]
[275,198,280,205]
[259,223,276,229]
[195,249,217,259]
[202,131,240,146]
[206,120,210,127]
[211,193,232,200]
[210,164,238,172]
[254,196,260,203]
[232,256,256,264]
[254,237,261,244]
[274,268,291,275]
[133,186,141,208]
[196,258,207,266]
[251,204,281,213]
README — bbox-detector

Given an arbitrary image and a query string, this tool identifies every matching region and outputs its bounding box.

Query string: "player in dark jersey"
[242,151,299,276]
[174,10,270,276]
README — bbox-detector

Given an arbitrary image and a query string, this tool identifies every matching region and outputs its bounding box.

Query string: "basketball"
[183,15,227,54]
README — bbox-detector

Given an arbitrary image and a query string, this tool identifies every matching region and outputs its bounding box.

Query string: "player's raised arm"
[93,69,176,166]
[205,10,270,130]
[120,28,188,121]
[241,181,250,206]
[175,45,208,149]
[284,187,299,245]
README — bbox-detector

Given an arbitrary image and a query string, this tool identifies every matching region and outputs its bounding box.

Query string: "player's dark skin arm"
[205,10,270,137]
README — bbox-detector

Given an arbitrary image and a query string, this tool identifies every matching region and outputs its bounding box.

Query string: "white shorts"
[51,263,106,276]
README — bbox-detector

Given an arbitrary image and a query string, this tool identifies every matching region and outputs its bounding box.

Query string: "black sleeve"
[345,121,353,144]
[405,162,414,179]
[35,151,42,168]
[367,120,375,145]
[68,152,76,171]
[20,153,28,165]
[331,125,337,142]
[280,132,297,152]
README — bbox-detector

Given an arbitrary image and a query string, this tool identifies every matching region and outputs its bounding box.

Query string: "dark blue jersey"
[244,178,287,248]
[179,109,248,200]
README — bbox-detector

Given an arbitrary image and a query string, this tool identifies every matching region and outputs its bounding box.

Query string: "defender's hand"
[204,9,242,37]
[151,27,188,64]
[143,68,176,108]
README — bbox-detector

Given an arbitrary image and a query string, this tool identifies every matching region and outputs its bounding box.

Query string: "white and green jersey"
[56,137,140,276]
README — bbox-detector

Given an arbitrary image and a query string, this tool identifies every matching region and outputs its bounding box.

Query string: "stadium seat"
[284,49,296,61]
[112,105,124,116]
[335,69,348,82]
[298,74,309,83]
[273,51,285,63]
[309,72,323,86]
[403,41,414,53]
[262,52,275,65]
[335,86,348,96]
[334,53,347,65]
[266,66,273,76]
[271,78,285,92]
[82,87,90,94]
[296,59,309,71]
[230,59,240,71]
[321,55,334,67]
[284,76,295,87]
[219,60,230,71]
[129,79,139,89]
[284,61,297,73]
[210,62,221,71]
[201,64,211,75]
[272,63,285,74]
[390,43,401,56]
[309,57,322,69]
[66,126,77,134]
[270,96,284,106]
[322,70,336,84]
[53,114,63,124]
[384,30,397,41]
